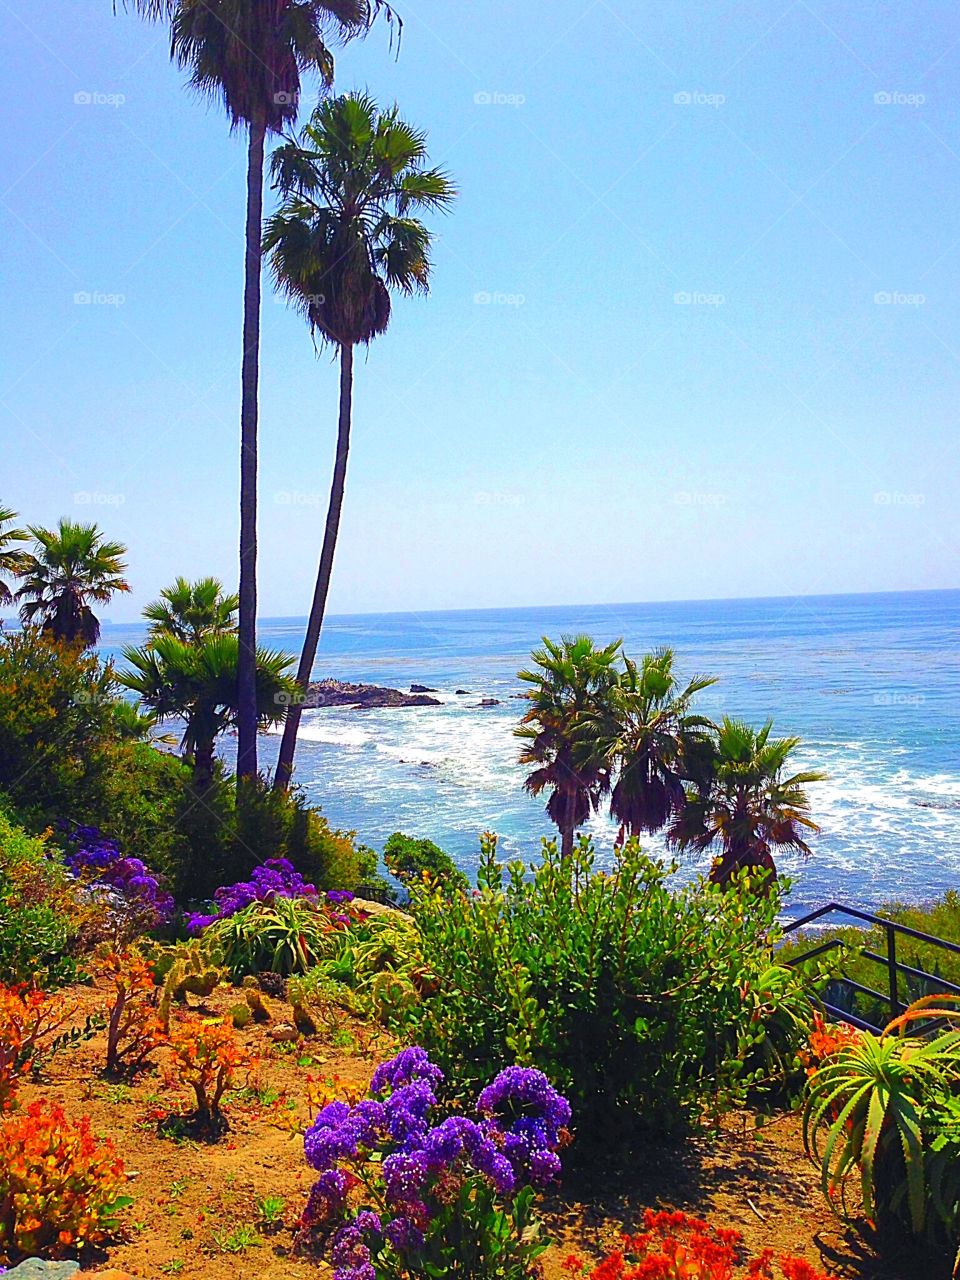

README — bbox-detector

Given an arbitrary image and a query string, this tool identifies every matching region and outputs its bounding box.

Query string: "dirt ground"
[16,976,888,1280]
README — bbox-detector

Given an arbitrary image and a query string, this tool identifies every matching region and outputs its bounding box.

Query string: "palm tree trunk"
[274,342,355,791]
[193,738,217,792]
[236,110,267,785]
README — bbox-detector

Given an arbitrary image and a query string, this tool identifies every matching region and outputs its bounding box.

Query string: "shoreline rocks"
[303,679,441,709]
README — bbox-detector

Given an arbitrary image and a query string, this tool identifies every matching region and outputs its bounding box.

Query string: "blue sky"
[2,0,959,621]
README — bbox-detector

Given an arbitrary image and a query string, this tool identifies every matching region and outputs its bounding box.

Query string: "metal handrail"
[780,900,960,1033]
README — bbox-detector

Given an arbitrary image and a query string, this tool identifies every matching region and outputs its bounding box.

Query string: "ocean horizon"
[95,587,960,917]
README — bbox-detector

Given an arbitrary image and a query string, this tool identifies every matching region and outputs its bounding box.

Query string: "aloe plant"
[803,994,960,1264]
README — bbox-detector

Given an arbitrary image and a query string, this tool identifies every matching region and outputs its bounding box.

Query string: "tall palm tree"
[125,1,395,784]
[16,519,130,647]
[600,647,717,841]
[144,576,239,644]
[120,633,299,788]
[668,717,826,886]
[0,505,28,612]
[515,635,623,857]
[265,92,455,790]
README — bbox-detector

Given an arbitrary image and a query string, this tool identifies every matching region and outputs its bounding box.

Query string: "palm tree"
[515,635,623,857]
[668,717,826,886]
[119,633,300,788]
[265,92,455,790]
[144,576,239,644]
[0,505,28,612]
[125,1,395,784]
[16,519,130,646]
[600,648,717,841]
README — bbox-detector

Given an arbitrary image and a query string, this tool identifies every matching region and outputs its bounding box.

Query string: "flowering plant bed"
[299,1048,570,1280]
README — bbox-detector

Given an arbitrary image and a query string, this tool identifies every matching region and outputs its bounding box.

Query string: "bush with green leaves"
[803,994,960,1275]
[382,831,468,896]
[393,835,816,1162]
[0,802,81,987]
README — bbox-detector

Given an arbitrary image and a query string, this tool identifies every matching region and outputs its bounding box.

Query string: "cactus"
[228,1002,252,1029]
[158,940,224,1031]
[241,977,271,1024]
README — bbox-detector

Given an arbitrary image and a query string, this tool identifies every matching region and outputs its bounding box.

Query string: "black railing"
[780,901,960,1034]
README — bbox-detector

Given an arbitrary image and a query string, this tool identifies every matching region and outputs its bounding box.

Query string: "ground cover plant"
[393,835,818,1163]
[563,1210,833,1280]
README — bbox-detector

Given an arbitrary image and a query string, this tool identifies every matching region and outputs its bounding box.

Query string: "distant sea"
[98,590,960,917]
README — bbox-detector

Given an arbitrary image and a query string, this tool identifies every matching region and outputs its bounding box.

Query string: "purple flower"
[477,1067,571,1145]
[303,1169,348,1224]
[186,856,320,933]
[382,1150,430,1206]
[62,823,174,927]
[327,889,355,905]
[384,1214,425,1251]
[370,1046,444,1096]
[354,1210,382,1236]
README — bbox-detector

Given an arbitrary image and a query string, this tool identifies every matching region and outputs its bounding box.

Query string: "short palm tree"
[600,648,717,841]
[265,92,455,790]
[0,505,28,611]
[144,576,239,644]
[126,0,395,783]
[668,717,826,885]
[16,519,130,646]
[515,635,623,857]
[119,633,299,788]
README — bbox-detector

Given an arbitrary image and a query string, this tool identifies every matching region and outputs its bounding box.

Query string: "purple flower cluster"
[301,1048,570,1280]
[185,857,321,933]
[62,823,174,927]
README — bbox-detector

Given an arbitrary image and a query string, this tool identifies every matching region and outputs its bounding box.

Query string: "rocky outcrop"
[410,683,438,693]
[303,679,441,709]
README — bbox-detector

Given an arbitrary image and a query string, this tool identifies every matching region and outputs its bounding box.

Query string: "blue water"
[99,590,960,916]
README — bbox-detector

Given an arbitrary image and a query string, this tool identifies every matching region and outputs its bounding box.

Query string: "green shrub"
[0,802,81,986]
[395,834,815,1162]
[0,631,118,821]
[382,831,468,896]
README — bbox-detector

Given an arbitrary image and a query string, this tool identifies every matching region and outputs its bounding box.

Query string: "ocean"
[98,589,960,917]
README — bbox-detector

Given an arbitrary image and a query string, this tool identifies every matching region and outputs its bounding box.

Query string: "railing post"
[887,923,900,1020]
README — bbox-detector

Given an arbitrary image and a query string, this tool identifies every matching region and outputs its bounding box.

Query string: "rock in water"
[410,683,438,693]
[6,1262,81,1280]
[303,680,441,709]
